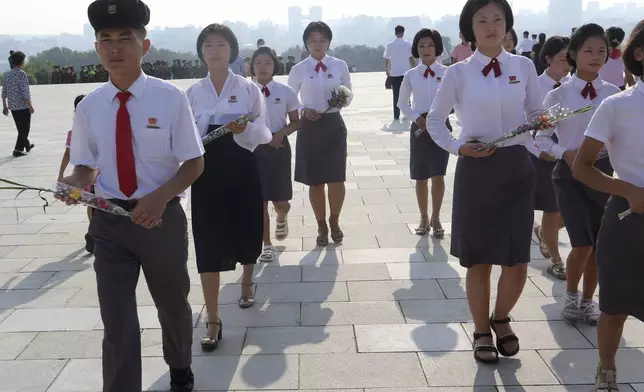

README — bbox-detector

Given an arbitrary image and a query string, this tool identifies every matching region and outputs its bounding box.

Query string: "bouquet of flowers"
[474,103,594,151]
[322,85,352,113]
[0,178,137,221]
[201,114,257,145]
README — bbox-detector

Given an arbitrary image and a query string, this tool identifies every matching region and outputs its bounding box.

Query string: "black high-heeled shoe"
[200,319,222,352]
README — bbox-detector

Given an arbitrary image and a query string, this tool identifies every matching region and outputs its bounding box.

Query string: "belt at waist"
[108,196,180,212]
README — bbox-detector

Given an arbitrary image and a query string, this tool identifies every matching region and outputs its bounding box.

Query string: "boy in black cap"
[59,0,205,391]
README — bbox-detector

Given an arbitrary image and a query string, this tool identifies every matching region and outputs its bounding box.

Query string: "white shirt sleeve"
[232,83,272,151]
[523,61,544,157]
[397,73,418,121]
[287,67,304,112]
[286,86,300,113]
[536,90,567,159]
[69,103,98,168]
[383,43,390,59]
[584,98,614,144]
[427,66,462,155]
[170,90,205,162]
[340,61,354,107]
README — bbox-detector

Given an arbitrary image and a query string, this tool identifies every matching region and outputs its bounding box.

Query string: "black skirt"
[451,145,536,268]
[410,115,451,180]
[191,126,263,273]
[294,112,347,186]
[531,133,558,212]
[552,157,612,248]
[596,195,644,321]
[255,135,293,202]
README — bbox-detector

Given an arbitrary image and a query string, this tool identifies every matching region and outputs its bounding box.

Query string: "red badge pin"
[147,117,160,129]
[509,76,520,84]
[275,98,281,103]
[229,95,237,102]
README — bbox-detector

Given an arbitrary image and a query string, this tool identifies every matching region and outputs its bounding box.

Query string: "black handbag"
[385,76,392,89]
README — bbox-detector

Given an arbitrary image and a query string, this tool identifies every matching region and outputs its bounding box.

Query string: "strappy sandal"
[547,257,567,280]
[534,225,551,259]
[490,315,520,357]
[258,244,275,263]
[238,283,255,309]
[472,332,499,364]
[317,227,329,247]
[430,217,445,239]
[415,216,430,236]
[329,215,344,244]
[595,364,620,391]
[275,216,289,241]
[200,319,222,352]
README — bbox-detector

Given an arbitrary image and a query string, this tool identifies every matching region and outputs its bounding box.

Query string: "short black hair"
[395,25,405,35]
[302,21,333,50]
[74,94,86,109]
[623,20,644,77]
[540,35,570,67]
[523,31,529,37]
[9,50,13,55]
[538,33,546,44]
[411,28,444,58]
[9,51,25,67]
[196,23,239,64]
[567,23,608,67]
[506,28,518,49]
[459,0,514,44]
[250,45,280,77]
[606,26,626,49]
[257,38,265,45]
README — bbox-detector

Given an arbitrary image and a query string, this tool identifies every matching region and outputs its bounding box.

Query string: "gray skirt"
[255,136,293,202]
[451,145,536,268]
[531,155,558,212]
[596,195,644,321]
[295,112,347,186]
[553,157,612,248]
[410,115,451,180]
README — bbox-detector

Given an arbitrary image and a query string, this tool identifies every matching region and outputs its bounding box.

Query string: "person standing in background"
[257,38,265,48]
[518,31,533,57]
[8,50,14,69]
[231,54,247,77]
[599,26,635,90]
[451,32,474,63]
[532,33,547,75]
[383,25,414,121]
[2,51,35,157]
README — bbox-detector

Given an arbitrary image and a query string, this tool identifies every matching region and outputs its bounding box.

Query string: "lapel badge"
[327,73,333,79]
[107,5,117,14]
[436,77,442,82]
[509,75,520,84]
[146,117,160,129]
[275,97,281,104]
[228,95,237,103]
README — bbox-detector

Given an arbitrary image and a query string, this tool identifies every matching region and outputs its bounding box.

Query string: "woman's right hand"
[625,184,644,214]
[415,116,427,131]
[458,143,496,158]
[303,108,322,122]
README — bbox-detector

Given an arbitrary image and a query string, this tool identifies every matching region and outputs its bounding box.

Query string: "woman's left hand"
[227,121,247,134]
[269,132,285,149]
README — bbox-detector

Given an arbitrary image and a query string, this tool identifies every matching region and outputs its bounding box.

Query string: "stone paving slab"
[0,73,642,390]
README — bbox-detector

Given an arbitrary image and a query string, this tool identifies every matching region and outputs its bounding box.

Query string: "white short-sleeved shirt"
[383,38,413,77]
[254,80,300,133]
[538,72,569,103]
[599,56,625,88]
[70,72,204,200]
[186,70,272,152]
[536,75,621,159]
[427,49,543,156]
[585,79,644,187]
[397,61,447,121]
[287,55,353,113]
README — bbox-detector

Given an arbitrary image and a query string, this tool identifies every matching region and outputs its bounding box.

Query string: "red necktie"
[581,82,597,100]
[423,66,435,79]
[315,61,327,73]
[261,85,270,97]
[482,58,502,78]
[609,48,621,60]
[115,91,137,198]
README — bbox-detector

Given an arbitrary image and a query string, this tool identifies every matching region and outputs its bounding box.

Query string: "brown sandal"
[317,227,329,247]
[329,215,344,243]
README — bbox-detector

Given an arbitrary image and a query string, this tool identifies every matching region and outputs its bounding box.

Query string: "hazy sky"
[1,0,636,35]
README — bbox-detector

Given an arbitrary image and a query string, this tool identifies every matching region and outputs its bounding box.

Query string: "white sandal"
[259,244,275,262]
[275,217,289,241]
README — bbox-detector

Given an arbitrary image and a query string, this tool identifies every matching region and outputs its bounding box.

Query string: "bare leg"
[309,184,326,222]
[541,212,561,260]
[598,312,628,370]
[415,179,429,218]
[582,250,599,300]
[327,182,346,216]
[199,272,221,337]
[467,264,495,361]
[242,264,254,298]
[430,176,445,234]
[493,264,528,354]
[566,246,593,293]
[262,201,271,245]
[273,201,291,221]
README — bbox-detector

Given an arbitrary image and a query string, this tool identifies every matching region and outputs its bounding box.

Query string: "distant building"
[549,0,582,35]
[288,6,323,46]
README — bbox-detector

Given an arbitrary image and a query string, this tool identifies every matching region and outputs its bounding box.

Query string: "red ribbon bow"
[261,85,270,97]
[315,61,327,73]
[581,82,597,100]
[423,66,435,79]
[482,58,502,78]
[609,48,622,60]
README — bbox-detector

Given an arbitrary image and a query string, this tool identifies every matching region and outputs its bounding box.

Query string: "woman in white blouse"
[536,24,620,327]
[186,24,272,351]
[250,45,301,262]
[397,28,449,238]
[599,27,635,90]
[428,0,546,364]
[532,36,571,281]
[572,21,644,390]
[288,21,353,246]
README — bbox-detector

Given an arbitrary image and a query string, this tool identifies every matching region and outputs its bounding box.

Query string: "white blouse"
[585,79,644,187]
[397,61,447,121]
[287,55,353,113]
[186,70,272,152]
[535,75,621,159]
[427,49,543,156]
[254,80,300,133]
[538,72,569,103]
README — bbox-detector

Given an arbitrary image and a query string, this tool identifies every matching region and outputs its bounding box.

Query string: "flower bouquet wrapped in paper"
[201,114,257,145]
[470,103,594,150]
[322,85,352,113]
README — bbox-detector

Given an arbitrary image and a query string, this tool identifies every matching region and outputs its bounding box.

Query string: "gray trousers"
[89,201,193,392]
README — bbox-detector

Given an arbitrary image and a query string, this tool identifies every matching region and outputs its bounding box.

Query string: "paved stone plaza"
[0,72,643,391]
